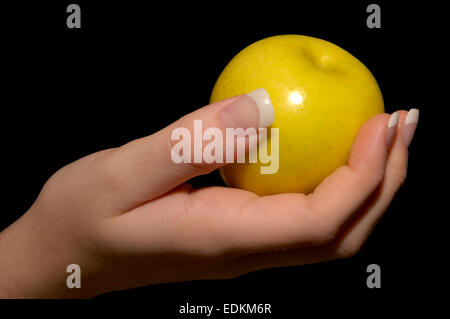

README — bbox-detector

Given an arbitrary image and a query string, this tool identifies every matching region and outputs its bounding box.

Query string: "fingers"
[306,112,390,225]
[329,109,419,257]
[178,112,393,256]
[95,88,275,212]
[204,109,419,279]
[100,108,417,283]
[103,109,416,282]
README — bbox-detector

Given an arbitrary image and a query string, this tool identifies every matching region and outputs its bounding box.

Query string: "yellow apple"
[210,34,384,195]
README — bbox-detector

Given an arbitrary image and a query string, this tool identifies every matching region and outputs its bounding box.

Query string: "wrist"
[0,210,97,298]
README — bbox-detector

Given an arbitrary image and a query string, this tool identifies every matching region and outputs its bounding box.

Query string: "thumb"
[101,88,274,211]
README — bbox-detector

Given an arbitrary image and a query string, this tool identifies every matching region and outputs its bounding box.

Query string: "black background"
[0,0,442,316]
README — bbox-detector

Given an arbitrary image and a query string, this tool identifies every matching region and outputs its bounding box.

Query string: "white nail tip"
[388,112,399,128]
[246,88,275,128]
[405,108,420,125]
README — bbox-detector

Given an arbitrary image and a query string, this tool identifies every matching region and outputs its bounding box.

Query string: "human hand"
[0,90,418,298]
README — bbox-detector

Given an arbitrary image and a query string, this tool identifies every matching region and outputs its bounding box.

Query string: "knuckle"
[178,196,229,264]
[353,165,384,192]
[309,218,340,245]
[314,214,343,245]
[318,224,340,245]
[95,149,131,191]
[301,196,339,245]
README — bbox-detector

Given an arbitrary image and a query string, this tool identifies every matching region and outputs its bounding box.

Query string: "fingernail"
[386,111,399,147]
[402,108,419,147]
[220,88,275,130]
[246,88,275,128]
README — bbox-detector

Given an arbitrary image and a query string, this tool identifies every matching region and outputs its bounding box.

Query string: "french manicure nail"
[220,88,275,130]
[246,88,275,128]
[386,111,399,147]
[402,108,419,147]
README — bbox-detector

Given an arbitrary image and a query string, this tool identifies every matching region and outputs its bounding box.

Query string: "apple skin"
[210,35,384,195]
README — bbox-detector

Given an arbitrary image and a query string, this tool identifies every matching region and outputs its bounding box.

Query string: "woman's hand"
[0,91,418,298]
